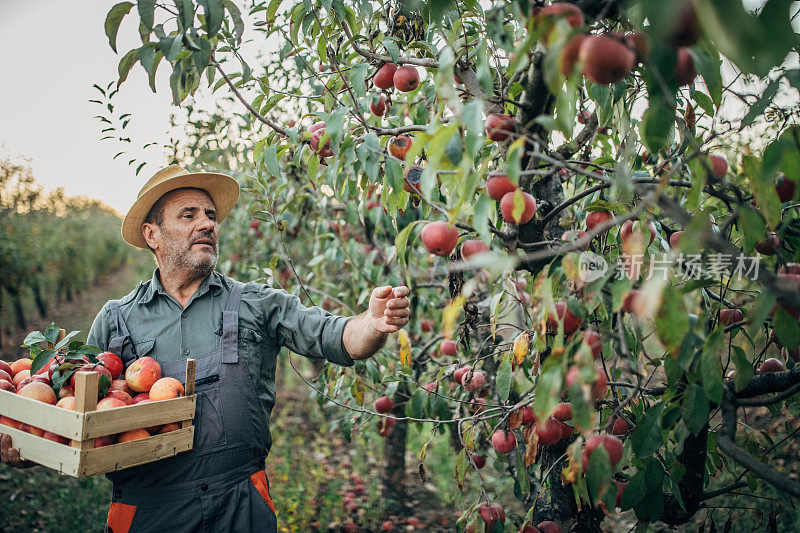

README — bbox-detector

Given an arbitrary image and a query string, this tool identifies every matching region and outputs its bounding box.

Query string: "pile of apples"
[0,353,184,447]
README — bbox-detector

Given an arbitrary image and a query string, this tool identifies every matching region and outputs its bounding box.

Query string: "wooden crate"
[0,359,196,477]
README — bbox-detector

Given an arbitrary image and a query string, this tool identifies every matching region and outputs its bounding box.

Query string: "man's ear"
[142,223,160,251]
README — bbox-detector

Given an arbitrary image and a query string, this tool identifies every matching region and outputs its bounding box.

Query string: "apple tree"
[103,0,800,530]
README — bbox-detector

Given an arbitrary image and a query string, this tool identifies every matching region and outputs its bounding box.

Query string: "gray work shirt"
[87,268,353,453]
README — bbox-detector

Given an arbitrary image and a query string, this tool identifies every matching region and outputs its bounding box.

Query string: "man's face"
[145,188,220,279]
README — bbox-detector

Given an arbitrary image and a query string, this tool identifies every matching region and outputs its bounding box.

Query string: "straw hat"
[122,165,240,248]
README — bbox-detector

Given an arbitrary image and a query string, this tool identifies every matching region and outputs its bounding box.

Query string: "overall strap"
[221,281,245,363]
[108,300,137,363]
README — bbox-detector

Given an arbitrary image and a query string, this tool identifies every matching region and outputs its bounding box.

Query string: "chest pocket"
[120,339,155,366]
[237,327,263,360]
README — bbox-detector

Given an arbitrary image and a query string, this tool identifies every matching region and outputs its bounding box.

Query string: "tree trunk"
[6,285,26,330]
[381,384,408,514]
[32,281,47,318]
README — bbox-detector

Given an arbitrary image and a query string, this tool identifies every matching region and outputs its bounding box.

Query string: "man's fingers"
[372,286,393,299]
[386,297,410,309]
[391,286,410,298]
[385,308,411,318]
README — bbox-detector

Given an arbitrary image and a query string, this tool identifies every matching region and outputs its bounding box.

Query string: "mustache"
[191,234,217,247]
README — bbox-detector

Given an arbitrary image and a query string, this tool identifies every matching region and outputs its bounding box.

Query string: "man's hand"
[369,286,411,333]
[0,434,35,469]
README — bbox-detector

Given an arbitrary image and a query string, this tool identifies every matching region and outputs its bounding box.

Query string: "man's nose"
[196,215,216,232]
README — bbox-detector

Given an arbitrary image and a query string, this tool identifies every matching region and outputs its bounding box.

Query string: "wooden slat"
[182,359,197,429]
[78,426,194,477]
[184,358,196,395]
[1,425,80,477]
[82,396,196,439]
[0,389,84,440]
[73,371,99,450]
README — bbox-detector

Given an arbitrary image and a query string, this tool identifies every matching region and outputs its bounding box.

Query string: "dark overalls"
[104,281,277,532]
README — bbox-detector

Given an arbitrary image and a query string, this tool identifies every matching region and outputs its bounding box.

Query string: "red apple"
[462,371,485,392]
[585,210,613,231]
[421,221,459,257]
[125,356,162,393]
[625,32,651,63]
[561,230,589,250]
[17,381,57,404]
[547,302,582,335]
[579,34,635,84]
[491,430,517,454]
[96,352,123,380]
[453,365,471,383]
[539,2,584,29]
[478,502,506,528]
[500,191,537,225]
[485,113,516,142]
[776,173,797,203]
[611,418,630,435]
[719,309,744,327]
[377,417,395,437]
[403,164,423,194]
[0,360,12,376]
[620,220,656,245]
[96,397,127,410]
[461,239,489,260]
[388,135,413,160]
[369,94,387,116]
[708,154,728,179]
[373,63,397,90]
[393,65,420,92]
[420,318,434,332]
[582,434,624,470]
[560,34,589,76]
[669,231,684,248]
[582,330,602,359]
[758,358,787,374]
[471,453,486,469]
[0,380,14,392]
[755,233,780,255]
[553,402,573,421]
[669,0,701,47]
[675,47,697,86]
[132,393,150,403]
[536,417,563,446]
[310,129,333,157]
[375,396,394,414]
[537,521,563,533]
[486,171,517,201]
[565,365,607,401]
[105,390,134,405]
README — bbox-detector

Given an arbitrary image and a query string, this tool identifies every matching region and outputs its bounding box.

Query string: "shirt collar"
[142,268,225,304]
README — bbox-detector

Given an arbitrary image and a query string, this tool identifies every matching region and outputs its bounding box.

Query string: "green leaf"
[199,0,224,37]
[640,95,675,153]
[774,307,800,350]
[742,78,781,128]
[655,284,688,352]
[266,0,284,23]
[730,345,753,392]
[744,154,781,229]
[700,331,724,403]
[444,131,463,166]
[340,417,352,442]
[263,143,281,177]
[586,445,613,502]
[630,403,664,457]
[137,0,156,31]
[348,63,368,98]
[738,205,767,255]
[30,349,56,375]
[118,48,140,86]
[533,359,563,420]
[222,0,244,44]
[682,384,709,434]
[693,91,715,117]
[22,331,46,346]
[395,220,422,288]
[43,323,61,345]
[137,45,163,92]
[496,359,512,402]
[620,470,646,510]
[105,2,134,53]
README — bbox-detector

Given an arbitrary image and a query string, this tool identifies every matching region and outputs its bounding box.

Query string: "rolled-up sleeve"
[258,288,354,367]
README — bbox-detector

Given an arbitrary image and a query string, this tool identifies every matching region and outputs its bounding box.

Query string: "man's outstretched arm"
[343,286,410,360]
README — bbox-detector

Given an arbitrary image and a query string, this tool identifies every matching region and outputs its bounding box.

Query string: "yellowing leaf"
[513,331,530,364]
[398,329,411,367]
[442,295,465,339]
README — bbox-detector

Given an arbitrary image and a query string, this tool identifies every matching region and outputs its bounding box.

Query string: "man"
[0,165,411,532]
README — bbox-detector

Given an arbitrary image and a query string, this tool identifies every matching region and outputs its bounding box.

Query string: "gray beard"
[162,239,219,282]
